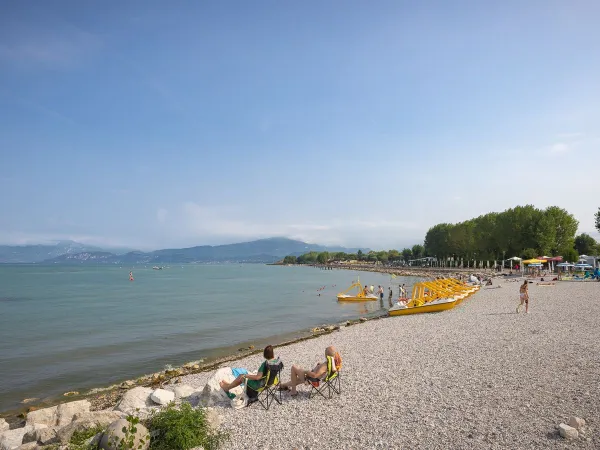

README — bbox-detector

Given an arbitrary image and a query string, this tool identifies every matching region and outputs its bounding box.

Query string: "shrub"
[69,423,105,449]
[146,402,228,450]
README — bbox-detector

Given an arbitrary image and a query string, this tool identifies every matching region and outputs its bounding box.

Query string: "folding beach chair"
[308,354,341,400]
[246,358,284,410]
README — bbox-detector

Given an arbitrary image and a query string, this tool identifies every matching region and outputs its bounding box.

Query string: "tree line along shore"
[281,205,600,266]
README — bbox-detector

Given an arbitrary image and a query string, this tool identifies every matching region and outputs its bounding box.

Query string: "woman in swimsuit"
[517,280,529,313]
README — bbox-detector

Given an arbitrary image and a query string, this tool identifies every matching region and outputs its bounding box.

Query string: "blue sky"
[1,1,599,250]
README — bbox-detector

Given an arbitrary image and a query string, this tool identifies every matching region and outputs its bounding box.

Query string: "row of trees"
[423,205,582,262]
[282,205,600,265]
[282,245,427,265]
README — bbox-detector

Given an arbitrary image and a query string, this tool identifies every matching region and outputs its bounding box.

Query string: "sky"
[1,1,599,251]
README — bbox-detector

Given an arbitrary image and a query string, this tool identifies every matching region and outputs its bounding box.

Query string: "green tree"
[357,249,364,261]
[595,207,600,233]
[333,252,348,261]
[522,248,537,259]
[574,233,597,255]
[282,255,297,264]
[411,244,424,259]
[544,206,578,255]
[401,248,412,263]
[376,251,389,263]
[316,251,329,264]
[388,249,400,261]
[562,247,579,263]
[297,251,318,264]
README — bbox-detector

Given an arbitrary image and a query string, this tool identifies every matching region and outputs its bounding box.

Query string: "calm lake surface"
[0,264,419,412]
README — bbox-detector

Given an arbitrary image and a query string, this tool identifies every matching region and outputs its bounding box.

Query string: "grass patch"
[146,402,228,450]
[69,423,105,449]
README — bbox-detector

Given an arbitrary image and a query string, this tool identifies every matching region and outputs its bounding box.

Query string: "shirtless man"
[280,346,337,396]
[517,280,529,313]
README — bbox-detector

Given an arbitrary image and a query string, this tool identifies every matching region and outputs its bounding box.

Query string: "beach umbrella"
[522,258,547,265]
[556,263,574,267]
[574,263,593,269]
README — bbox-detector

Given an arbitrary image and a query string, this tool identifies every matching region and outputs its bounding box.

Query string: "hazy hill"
[3,237,367,264]
[0,241,104,263]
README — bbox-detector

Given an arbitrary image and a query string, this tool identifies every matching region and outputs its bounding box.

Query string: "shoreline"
[0,265,507,423]
[1,296,391,424]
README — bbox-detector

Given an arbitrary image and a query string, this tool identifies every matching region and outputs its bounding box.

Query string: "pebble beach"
[178,279,599,449]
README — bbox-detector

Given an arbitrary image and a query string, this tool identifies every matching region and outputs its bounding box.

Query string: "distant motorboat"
[152,266,163,270]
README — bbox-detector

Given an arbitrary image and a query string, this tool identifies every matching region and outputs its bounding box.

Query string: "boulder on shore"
[25,400,90,427]
[16,443,38,450]
[0,424,45,450]
[173,384,197,399]
[22,426,58,446]
[198,367,243,407]
[114,387,154,414]
[98,419,149,450]
[150,389,174,406]
[0,420,8,433]
[56,410,124,444]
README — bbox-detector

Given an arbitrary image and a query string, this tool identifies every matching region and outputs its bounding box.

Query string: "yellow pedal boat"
[388,279,479,315]
[389,297,459,315]
[337,278,378,302]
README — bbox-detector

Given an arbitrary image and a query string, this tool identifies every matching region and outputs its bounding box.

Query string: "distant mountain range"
[0,238,367,264]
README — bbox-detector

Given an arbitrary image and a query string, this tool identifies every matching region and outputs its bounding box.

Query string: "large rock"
[0,420,8,432]
[98,419,149,450]
[558,423,578,439]
[568,416,586,430]
[25,407,58,427]
[0,425,45,450]
[150,389,175,406]
[56,411,124,444]
[114,387,154,414]
[21,427,57,445]
[25,400,90,427]
[56,400,90,426]
[173,385,197,399]
[198,367,243,407]
[15,443,38,450]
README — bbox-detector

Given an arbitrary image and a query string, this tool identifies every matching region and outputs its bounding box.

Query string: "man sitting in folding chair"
[279,346,341,398]
[220,345,284,409]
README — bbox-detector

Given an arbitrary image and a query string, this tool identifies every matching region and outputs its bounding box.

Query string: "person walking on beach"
[517,280,529,313]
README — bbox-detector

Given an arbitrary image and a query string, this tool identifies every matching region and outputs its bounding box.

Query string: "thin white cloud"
[158,202,423,248]
[549,142,570,154]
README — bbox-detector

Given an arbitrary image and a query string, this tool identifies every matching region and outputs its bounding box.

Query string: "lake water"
[0,264,419,413]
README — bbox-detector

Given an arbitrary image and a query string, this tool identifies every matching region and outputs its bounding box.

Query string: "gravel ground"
[179,281,600,449]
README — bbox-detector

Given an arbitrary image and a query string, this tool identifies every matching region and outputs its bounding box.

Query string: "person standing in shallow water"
[517,280,529,313]
[388,287,393,307]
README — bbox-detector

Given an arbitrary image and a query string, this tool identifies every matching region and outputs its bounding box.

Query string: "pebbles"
[177,281,599,449]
